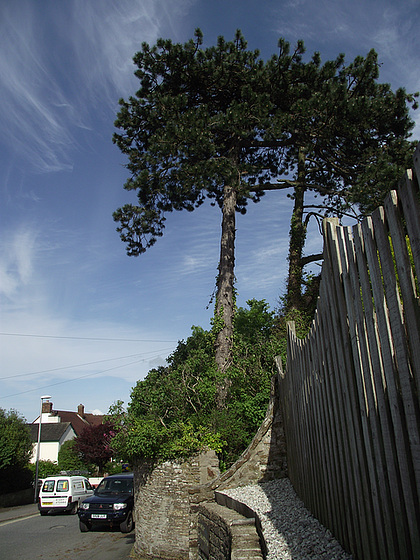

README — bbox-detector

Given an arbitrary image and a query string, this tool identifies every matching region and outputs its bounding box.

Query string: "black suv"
[78,473,134,533]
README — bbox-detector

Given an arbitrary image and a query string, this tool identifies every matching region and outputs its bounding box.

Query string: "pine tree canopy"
[114,29,284,255]
[113,29,417,255]
[113,28,418,334]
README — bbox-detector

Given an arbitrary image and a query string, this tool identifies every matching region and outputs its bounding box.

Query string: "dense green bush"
[27,459,61,480]
[110,299,288,469]
[0,408,33,494]
[57,439,91,473]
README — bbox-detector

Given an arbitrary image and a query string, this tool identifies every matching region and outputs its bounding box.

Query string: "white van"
[38,476,94,515]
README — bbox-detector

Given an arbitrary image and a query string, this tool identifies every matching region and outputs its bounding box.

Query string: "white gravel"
[223,478,353,560]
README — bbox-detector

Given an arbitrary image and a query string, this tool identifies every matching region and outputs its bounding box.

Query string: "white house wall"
[30,425,76,464]
[30,441,60,464]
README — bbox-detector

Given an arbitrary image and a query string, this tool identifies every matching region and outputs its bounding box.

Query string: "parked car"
[78,472,134,533]
[38,475,94,515]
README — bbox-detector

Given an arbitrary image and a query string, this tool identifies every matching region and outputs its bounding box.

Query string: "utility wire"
[0,332,177,343]
[0,347,175,380]
[0,358,152,400]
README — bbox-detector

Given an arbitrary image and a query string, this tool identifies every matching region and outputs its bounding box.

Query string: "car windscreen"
[95,478,133,495]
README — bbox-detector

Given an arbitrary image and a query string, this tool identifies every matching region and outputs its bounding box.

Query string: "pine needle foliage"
[113,28,418,361]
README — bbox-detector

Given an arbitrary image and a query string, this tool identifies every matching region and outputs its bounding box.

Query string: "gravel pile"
[223,478,353,560]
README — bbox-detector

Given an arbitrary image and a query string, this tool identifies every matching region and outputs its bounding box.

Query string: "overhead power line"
[0,332,178,343]
[0,356,162,400]
[0,347,176,381]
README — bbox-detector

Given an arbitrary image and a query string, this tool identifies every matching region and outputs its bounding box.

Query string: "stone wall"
[133,375,287,560]
[134,450,220,560]
[197,502,264,560]
[0,487,34,508]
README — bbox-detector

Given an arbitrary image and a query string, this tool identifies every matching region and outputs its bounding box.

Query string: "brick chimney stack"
[42,401,52,414]
[78,404,85,417]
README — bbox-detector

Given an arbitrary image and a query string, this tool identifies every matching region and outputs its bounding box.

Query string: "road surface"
[0,506,134,560]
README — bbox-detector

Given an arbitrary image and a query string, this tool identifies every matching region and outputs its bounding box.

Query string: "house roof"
[51,410,103,437]
[32,402,104,437]
[28,422,75,443]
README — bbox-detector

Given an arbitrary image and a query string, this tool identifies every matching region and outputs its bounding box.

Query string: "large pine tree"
[113,30,285,406]
[264,43,417,310]
[113,30,417,401]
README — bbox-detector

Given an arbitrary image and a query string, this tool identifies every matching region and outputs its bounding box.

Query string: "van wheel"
[39,509,48,516]
[79,520,91,532]
[120,511,134,533]
[69,502,78,515]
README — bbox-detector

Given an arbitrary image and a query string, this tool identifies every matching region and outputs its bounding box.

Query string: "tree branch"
[301,253,323,266]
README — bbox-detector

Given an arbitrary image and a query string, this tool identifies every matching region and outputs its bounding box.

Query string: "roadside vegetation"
[0,408,33,494]
[108,299,314,470]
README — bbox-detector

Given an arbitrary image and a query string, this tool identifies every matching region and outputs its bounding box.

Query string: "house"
[29,401,103,464]
[28,422,76,463]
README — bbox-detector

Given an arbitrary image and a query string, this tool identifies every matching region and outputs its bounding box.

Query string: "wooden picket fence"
[277,144,420,560]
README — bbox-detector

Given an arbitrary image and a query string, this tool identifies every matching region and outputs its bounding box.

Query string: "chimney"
[78,404,85,417]
[42,401,52,414]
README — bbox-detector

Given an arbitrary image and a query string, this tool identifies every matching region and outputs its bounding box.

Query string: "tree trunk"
[286,147,307,311]
[215,183,237,408]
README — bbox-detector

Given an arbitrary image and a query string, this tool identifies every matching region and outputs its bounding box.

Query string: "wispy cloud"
[0,0,196,174]
[0,226,38,299]
[273,2,419,68]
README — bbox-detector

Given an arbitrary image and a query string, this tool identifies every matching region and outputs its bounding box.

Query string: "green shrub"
[109,300,295,469]
[0,408,33,494]
[27,460,61,480]
[58,440,91,473]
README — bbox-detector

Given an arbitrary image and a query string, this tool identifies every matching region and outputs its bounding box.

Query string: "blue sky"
[1,0,419,423]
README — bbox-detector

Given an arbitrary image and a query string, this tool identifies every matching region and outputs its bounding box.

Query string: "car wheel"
[120,511,134,533]
[79,520,91,532]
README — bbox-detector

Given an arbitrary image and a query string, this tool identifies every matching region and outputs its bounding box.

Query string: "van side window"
[57,479,69,492]
[42,480,55,492]
[85,480,93,490]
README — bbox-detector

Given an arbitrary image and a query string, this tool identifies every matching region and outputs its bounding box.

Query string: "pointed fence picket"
[277,144,420,560]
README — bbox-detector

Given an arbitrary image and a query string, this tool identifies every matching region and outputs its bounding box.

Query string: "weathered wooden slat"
[323,219,370,559]
[311,312,343,540]
[339,226,390,560]
[315,273,356,548]
[397,170,420,282]
[362,213,420,559]
[334,225,382,559]
[371,206,420,515]
[413,143,420,180]
[353,223,411,560]
[318,248,356,545]
[308,320,332,528]
[384,190,420,397]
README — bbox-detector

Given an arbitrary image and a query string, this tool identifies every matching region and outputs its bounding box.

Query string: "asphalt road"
[0,506,134,560]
